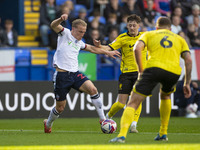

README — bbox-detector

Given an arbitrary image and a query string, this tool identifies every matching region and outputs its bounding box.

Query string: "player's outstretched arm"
[50,14,68,33]
[93,39,102,48]
[182,51,192,98]
[134,40,145,73]
[84,44,121,59]
[93,39,113,51]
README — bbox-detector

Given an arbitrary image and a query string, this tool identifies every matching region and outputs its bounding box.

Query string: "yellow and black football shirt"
[139,29,190,75]
[109,32,147,73]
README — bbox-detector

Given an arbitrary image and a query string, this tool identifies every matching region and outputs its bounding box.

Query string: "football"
[186,103,198,113]
[101,119,117,134]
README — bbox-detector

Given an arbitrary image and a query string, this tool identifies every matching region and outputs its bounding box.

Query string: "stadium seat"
[56,0,67,6]
[15,49,30,66]
[31,49,48,65]
[118,0,125,6]
[74,4,87,17]
[158,1,170,11]
[20,0,40,47]
[30,49,48,80]
[88,16,106,24]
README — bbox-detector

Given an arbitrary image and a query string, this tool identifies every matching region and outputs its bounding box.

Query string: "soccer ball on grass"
[101,119,117,134]
[186,103,198,113]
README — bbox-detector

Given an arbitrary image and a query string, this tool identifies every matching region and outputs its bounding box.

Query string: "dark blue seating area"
[97,55,121,80]
[56,0,68,6]
[74,4,87,17]
[56,0,94,17]
[15,49,30,66]
[14,48,51,81]
[1,48,121,81]
[2,47,200,81]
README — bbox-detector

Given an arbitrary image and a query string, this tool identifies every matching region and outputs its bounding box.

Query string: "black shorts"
[118,72,138,95]
[134,67,180,96]
[53,71,89,101]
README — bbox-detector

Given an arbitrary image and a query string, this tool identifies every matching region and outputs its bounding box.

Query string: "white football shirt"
[53,28,86,72]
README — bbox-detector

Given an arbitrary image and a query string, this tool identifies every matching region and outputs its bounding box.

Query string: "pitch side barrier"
[1,81,198,119]
[0,48,200,81]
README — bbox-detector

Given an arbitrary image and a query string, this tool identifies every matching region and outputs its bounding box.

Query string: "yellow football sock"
[133,103,142,122]
[159,99,171,136]
[118,107,135,138]
[108,101,125,118]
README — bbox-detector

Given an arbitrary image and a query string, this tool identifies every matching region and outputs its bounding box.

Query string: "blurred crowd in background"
[0,18,18,47]
[0,0,200,50]
[38,0,200,49]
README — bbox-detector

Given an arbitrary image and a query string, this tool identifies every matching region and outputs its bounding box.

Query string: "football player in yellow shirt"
[109,16,192,143]
[94,14,147,133]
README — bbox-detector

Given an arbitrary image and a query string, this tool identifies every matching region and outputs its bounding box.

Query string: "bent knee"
[160,92,171,99]
[89,86,98,95]
[56,105,65,113]
[118,99,127,105]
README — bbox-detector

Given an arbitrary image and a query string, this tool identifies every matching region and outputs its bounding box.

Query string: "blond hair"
[72,19,87,28]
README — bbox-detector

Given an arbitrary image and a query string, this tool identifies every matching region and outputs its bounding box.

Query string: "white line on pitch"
[0,129,200,136]
[0,129,99,133]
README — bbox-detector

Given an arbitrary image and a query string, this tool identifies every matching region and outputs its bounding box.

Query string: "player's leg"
[108,94,142,133]
[118,93,145,138]
[79,80,106,122]
[110,68,158,143]
[106,94,128,119]
[154,92,171,141]
[110,92,145,143]
[44,71,71,133]
[155,69,180,141]
[129,102,142,133]
[107,72,138,119]
[47,100,66,127]
[44,100,66,133]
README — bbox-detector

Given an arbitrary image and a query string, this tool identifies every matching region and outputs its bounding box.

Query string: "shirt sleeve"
[138,32,148,46]
[181,38,190,53]
[108,36,122,50]
[80,41,86,49]
[58,28,70,38]
[58,28,64,35]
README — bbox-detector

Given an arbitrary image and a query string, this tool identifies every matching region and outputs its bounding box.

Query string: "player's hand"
[183,84,191,98]
[93,39,101,48]
[107,51,121,59]
[60,14,68,21]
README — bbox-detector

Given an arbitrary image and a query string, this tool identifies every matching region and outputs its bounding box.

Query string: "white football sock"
[91,93,106,120]
[46,107,60,128]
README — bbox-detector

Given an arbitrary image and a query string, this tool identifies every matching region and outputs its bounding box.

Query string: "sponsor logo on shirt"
[68,41,79,50]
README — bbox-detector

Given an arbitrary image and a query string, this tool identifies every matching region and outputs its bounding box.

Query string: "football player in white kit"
[44,14,121,133]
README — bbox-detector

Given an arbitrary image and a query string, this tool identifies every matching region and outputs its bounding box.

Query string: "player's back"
[140,29,189,75]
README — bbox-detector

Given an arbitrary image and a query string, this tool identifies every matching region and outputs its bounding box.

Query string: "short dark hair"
[5,19,13,25]
[174,5,182,10]
[109,28,119,34]
[127,14,141,24]
[156,17,171,28]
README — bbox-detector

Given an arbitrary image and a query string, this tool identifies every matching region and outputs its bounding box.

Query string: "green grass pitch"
[0,117,200,149]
